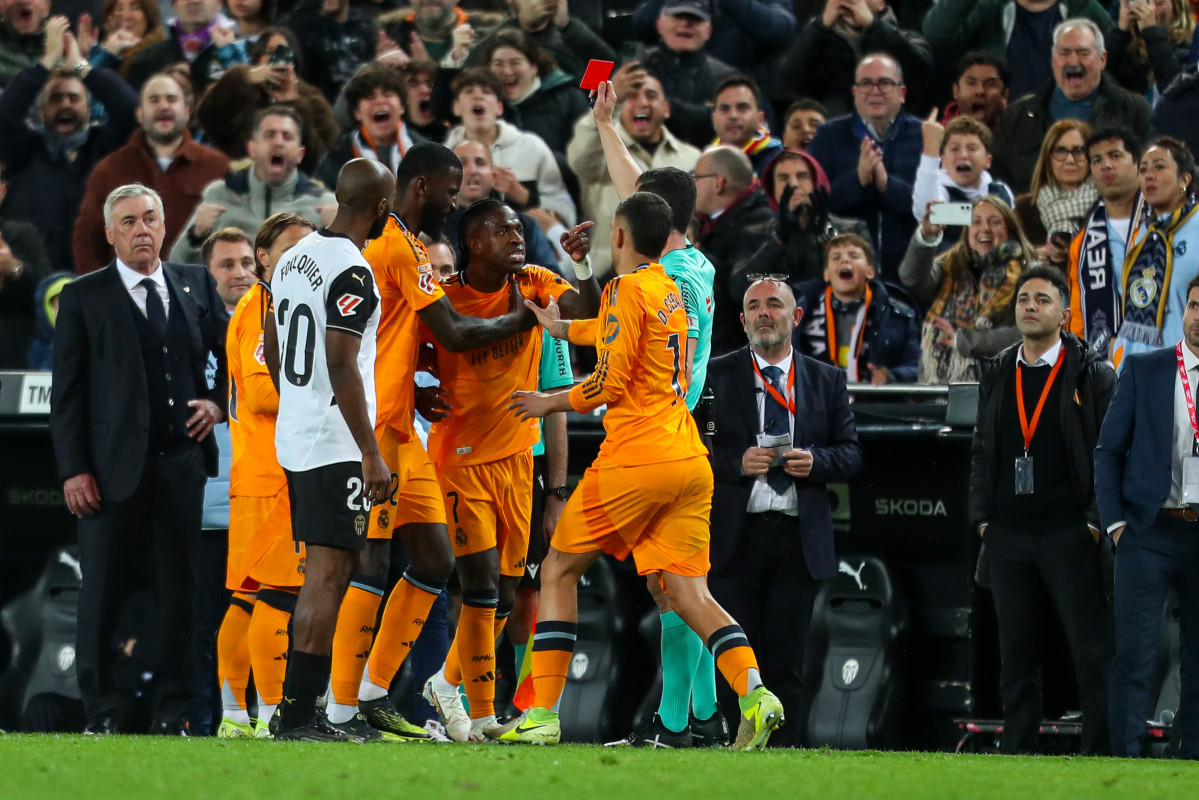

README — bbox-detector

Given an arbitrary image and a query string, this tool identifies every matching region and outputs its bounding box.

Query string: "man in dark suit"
[50,184,229,735]
[707,277,862,746]
[1095,274,1199,758]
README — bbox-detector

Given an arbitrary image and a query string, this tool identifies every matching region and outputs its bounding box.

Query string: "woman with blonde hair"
[901,196,1036,383]
[1016,120,1098,257]
[1107,0,1195,98]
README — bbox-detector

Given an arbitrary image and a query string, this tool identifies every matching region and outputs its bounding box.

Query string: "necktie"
[760,364,792,495]
[141,278,167,339]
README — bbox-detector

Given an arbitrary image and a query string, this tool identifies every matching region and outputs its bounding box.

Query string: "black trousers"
[708,513,822,748]
[987,520,1112,755]
[76,443,207,728]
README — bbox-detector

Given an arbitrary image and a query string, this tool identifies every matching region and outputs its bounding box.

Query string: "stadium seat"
[807,555,910,749]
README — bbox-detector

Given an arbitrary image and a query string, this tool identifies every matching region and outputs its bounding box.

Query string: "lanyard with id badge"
[1014,349,1065,495]
[1176,343,1199,504]
[752,357,795,466]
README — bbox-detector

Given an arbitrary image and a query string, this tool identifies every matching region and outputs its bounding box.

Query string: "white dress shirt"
[747,347,799,516]
[116,258,170,319]
[1168,342,1199,507]
[1018,336,1063,368]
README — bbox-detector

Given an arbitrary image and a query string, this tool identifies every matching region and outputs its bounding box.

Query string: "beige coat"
[566,115,700,278]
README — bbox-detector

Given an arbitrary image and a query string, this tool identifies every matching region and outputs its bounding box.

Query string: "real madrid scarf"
[1077,196,1140,356]
[1120,194,1199,346]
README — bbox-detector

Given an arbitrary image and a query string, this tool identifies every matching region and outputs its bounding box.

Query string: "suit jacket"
[50,261,229,503]
[1094,346,1179,535]
[708,346,863,579]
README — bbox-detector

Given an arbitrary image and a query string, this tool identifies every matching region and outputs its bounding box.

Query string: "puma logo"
[352,272,366,285]
[58,550,82,581]
[838,560,867,591]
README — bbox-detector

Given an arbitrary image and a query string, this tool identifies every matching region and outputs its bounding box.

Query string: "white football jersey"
[273,230,381,471]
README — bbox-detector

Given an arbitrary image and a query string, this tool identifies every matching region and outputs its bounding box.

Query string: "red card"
[579,60,615,91]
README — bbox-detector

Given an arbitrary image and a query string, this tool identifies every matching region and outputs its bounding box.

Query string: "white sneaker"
[422,674,471,742]
[469,714,520,742]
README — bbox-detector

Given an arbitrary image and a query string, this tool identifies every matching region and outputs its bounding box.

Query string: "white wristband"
[572,255,592,281]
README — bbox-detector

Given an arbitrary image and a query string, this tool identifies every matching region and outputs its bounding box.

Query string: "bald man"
[263,158,397,742]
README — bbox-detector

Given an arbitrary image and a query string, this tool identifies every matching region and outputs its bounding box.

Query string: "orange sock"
[530,620,576,710]
[444,608,510,687]
[217,593,254,711]
[458,590,499,719]
[247,588,295,705]
[329,577,385,704]
[366,572,442,689]
[708,625,761,696]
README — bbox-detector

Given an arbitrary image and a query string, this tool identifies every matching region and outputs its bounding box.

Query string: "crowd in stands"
[8,0,1199,752]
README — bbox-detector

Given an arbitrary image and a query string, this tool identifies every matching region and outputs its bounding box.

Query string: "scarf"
[1119,194,1199,345]
[43,127,90,163]
[800,286,874,381]
[1077,194,1141,357]
[716,124,776,160]
[174,17,225,62]
[920,243,1024,383]
[351,125,411,174]
[1036,180,1099,237]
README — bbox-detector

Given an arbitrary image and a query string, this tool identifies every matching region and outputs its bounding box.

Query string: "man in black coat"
[708,277,862,746]
[969,266,1115,754]
[0,30,138,273]
[50,184,228,735]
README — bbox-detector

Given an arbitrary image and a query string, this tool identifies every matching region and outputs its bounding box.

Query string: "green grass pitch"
[4,736,1199,799]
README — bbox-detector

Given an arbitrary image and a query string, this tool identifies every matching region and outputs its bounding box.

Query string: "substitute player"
[417,199,597,741]
[587,80,723,747]
[505,193,784,750]
[221,213,316,739]
[265,159,395,742]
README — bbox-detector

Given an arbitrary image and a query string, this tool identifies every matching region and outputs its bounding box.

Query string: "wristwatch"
[547,485,570,501]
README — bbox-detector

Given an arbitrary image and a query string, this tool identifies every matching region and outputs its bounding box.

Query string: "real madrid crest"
[1130,268,1158,309]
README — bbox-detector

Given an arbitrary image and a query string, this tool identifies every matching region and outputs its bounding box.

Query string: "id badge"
[1182,457,1199,504]
[757,432,792,466]
[1014,455,1034,495]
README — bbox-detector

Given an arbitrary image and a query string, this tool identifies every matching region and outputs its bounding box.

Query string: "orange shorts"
[368,426,447,538]
[437,450,533,576]
[554,456,713,577]
[230,489,306,591]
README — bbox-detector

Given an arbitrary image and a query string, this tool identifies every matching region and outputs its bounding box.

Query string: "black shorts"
[284,462,371,551]
[519,454,548,590]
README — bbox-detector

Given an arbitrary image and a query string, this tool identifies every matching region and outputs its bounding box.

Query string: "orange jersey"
[426,266,575,467]
[227,283,287,497]
[363,215,445,441]
[569,263,706,467]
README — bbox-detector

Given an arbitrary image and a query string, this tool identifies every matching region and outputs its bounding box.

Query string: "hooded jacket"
[25,270,74,371]
[737,150,870,291]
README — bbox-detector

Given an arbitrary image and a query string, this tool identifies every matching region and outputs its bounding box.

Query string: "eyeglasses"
[854,79,902,94]
[1051,146,1087,162]
[689,171,717,180]
[745,273,789,283]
